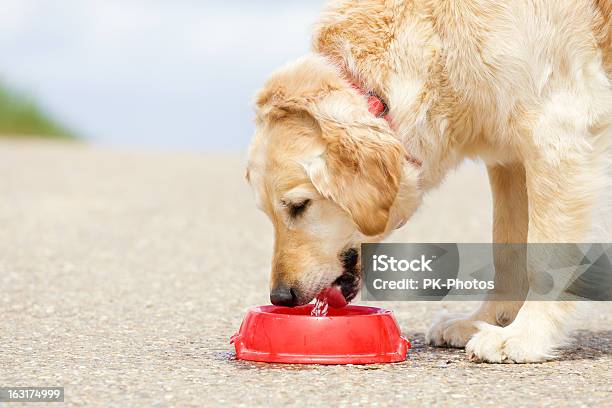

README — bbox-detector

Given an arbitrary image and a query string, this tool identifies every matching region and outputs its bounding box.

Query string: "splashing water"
[311,296,329,316]
[311,287,348,316]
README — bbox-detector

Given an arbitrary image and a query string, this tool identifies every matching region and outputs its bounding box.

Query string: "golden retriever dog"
[246,0,611,362]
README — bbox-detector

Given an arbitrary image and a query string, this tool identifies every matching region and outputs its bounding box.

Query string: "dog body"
[248,0,611,362]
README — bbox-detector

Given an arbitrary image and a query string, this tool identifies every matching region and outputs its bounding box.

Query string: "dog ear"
[255,76,407,236]
[303,100,406,236]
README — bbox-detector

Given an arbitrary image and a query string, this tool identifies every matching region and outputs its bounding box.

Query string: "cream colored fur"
[247,0,611,362]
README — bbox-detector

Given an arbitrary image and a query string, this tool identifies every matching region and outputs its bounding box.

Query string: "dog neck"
[350,79,424,170]
[314,1,466,193]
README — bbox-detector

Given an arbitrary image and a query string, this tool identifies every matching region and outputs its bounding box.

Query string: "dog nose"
[270,284,298,307]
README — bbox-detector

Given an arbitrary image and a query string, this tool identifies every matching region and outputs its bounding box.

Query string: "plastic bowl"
[230,304,410,364]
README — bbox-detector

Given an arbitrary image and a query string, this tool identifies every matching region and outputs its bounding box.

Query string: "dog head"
[247,55,422,306]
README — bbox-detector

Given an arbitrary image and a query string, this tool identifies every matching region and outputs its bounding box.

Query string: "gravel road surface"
[0,140,610,407]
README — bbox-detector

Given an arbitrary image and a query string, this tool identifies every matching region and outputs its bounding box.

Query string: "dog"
[246,0,611,363]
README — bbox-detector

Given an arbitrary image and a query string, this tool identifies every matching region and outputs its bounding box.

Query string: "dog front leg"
[426,163,528,347]
[466,121,599,362]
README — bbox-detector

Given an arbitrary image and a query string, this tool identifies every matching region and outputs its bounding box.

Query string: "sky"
[0,0,324,151]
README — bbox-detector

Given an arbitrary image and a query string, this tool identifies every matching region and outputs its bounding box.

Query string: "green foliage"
[0,82,75,139]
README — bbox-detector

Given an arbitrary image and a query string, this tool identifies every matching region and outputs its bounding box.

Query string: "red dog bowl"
[230,304,410,364]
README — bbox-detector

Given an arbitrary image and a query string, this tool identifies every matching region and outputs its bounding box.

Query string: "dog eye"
[288,199,311,218]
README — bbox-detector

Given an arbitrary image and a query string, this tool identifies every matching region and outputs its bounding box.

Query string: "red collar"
[350,82,391,122]
[351,81,422,168]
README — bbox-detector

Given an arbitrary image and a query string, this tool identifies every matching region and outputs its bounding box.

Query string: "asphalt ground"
[0,140,610,407]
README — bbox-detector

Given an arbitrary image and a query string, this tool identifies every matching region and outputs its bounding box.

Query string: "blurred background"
[0,0,325,150]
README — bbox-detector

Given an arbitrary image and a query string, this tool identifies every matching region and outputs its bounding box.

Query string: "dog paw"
[465,323,552,363]
[441,319,480,347]
[426,311,475,347]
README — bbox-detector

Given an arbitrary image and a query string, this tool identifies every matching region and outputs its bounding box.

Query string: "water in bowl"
[311,296,329,316]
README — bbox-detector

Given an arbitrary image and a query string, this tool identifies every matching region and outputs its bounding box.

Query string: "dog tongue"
[317,287,348,309]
